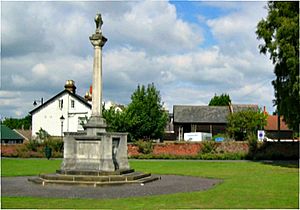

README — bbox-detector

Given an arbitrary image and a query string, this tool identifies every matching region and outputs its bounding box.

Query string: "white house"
[30,80,92,138]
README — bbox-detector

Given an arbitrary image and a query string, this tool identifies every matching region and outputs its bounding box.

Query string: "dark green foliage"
[256,1,299,131]
[250,142,299,160]
[227,109,267,140]
[102,107,128,133]
[2,115,32,130]
[26,140,41,152]
[135,140,154,154]
[126,83,168,141]
[103,83,168,141]
[247,133,258,158]
[209,93,231,106]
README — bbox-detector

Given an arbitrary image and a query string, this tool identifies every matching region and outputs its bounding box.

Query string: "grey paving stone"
[2,175,222,199]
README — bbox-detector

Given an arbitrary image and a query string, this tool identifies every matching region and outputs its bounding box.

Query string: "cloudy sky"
[1,0,275,118]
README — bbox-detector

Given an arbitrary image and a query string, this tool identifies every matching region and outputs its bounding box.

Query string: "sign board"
[215,137,224,142]
[257,130,265,141]
[184,132,212,142]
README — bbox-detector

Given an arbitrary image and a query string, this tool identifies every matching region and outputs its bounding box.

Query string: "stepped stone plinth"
[28,169,159,187]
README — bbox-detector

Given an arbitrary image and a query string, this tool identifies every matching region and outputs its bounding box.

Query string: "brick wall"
[128,141,249,156]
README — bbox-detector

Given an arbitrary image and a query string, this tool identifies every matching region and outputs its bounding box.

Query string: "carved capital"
[89,34,107,47]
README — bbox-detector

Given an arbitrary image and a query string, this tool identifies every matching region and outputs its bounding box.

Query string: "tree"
[102,106,128,133]
[256,1,299,131]
[2,115,32,130]
[126,83,168,140]
[227,109,267,140]
[209,93,231,106]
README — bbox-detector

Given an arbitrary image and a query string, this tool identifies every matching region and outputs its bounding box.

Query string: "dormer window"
[59,99,63,109]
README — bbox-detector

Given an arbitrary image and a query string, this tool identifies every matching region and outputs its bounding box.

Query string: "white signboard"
[184,132,212,142]
[257,130,265,141]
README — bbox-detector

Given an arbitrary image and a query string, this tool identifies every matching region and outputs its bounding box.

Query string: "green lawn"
[1,158,299,209]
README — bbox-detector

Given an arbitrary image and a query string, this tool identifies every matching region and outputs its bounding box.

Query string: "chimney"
[64,80,76,94]
[263,106,268,115]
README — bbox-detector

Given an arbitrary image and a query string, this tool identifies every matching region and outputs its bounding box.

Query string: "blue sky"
[1,1,275,119]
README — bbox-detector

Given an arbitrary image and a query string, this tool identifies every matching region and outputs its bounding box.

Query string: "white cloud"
[0,1,276,118]
[32,63,48,77]
[105,1,203,54]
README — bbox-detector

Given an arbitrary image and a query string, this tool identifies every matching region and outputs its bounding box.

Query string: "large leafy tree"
[256,1,299,130]
[126,83,168,140]
[227,109,267,141]
[209,93,231,106]
[102,106,128,133]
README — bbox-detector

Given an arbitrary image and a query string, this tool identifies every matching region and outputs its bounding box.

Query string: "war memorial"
[29,14,158,186]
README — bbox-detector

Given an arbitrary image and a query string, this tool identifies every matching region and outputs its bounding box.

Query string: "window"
[71,100,75,108]
[59,99,63,109]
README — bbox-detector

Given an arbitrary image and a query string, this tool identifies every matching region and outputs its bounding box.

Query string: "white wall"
[32,92,91,137]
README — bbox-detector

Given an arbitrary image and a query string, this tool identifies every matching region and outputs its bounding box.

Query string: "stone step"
[56,169,135,176]
[138,176,160,184]
[125,172,152,181]
[41,172,152,182]
[29,171,156,186]
[28,175,157,187]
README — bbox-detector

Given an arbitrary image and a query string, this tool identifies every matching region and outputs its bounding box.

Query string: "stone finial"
[94,13,103,33]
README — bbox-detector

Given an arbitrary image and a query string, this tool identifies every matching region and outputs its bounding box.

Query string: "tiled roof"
[174,105,229,123]
[173,104,258,123]
[1,125,24,140]
[14,129,32,140]
[264,115,291,131]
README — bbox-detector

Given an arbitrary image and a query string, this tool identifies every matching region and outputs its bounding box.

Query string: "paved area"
[2,175,222,199]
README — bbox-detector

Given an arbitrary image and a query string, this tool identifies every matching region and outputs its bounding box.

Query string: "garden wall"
[2,141,299,160]
[128,141,249,156]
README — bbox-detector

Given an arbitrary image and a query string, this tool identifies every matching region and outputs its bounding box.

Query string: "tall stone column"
[90,36,106,116]
[84,14,108,135]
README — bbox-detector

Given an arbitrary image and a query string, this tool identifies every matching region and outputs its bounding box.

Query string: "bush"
[129,152,247,160]
[135,140,154,154]
[201,141,218,154]
[1,137,64,158]
[247,133,258,158]
[44,138,64,153]
[251,142,299,160]
[25,140,41,152]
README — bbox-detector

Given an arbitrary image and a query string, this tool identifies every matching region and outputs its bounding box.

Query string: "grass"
[1,158,299,209]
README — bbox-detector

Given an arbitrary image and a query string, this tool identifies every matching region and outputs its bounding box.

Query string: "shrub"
[247,133,258,158]
[129,152,247,160]
[251,142,299,160]
[25,140,41,152]
[135,140,154,154]
[200,141,218,154]
[44,138,64,153]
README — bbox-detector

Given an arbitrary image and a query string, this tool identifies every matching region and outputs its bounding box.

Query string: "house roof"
[173,104,258,123]
[14,129,32,141]
[264,115,292,131]
[29,89,91,115]
[1,125,24,140]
